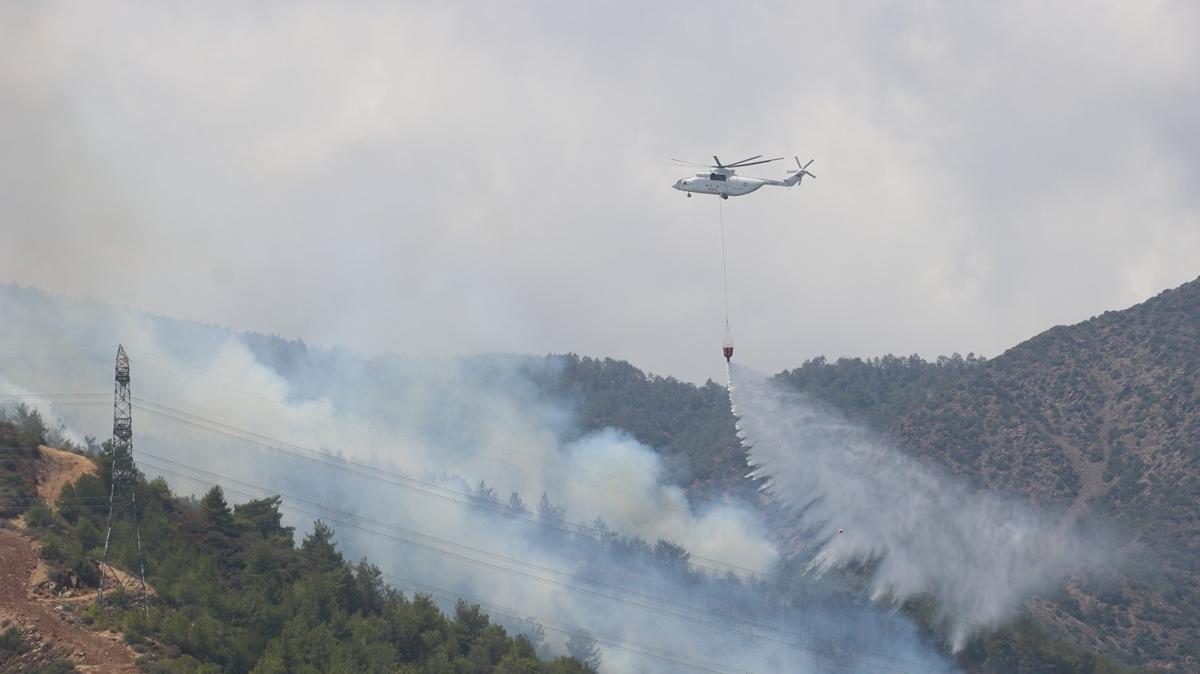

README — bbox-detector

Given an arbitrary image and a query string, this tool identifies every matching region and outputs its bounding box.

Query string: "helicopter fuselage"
[672,171,767,199]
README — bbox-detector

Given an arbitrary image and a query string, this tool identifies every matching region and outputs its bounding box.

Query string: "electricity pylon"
[97,344,148,612]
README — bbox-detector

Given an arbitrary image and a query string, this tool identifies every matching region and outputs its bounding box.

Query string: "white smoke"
[728,362,1096,650]
[1,285,960,673]
[0,373,88,448]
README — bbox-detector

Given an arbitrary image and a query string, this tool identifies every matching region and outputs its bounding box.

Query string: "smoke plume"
[1,285,960,672]
[728,362,1096,649]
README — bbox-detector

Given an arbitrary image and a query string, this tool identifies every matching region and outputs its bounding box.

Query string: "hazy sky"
[2,2,1197,382]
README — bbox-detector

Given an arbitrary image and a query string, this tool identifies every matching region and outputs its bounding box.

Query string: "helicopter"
[671,155,815,199]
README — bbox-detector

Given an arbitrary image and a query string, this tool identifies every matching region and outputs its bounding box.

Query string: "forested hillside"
[771,279,1199,667]
[4,277,1196,672]
[882,279,1200,668]
[0,409,593,673]
[517,357,751,502]
[510,279,1200,671]
[235,283,1198,670]
[2,412,1145,674]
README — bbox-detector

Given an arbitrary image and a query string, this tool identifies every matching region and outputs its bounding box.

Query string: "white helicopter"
[671,155,815,199]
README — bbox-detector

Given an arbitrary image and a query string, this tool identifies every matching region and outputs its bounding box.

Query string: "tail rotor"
[788,156,816,184]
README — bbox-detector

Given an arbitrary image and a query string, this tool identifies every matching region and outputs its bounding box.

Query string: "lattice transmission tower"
[97,344,148,611]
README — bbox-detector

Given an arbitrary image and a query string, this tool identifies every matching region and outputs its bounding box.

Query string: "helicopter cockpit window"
[709,173,727,181]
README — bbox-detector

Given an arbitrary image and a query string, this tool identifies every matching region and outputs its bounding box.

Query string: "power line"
[1,394,833,614]
[127,394,992,642]
[124,454,951,674]
[386,574,756,674]
[129,398,762,578]
[3,359,783,580]
[0,498,755,674]
[1,391,992,640]
[0,462,951,674]
[126,354,700,513]
[5,341,717,519]
[0,389,110,394]
[132,454,859,655]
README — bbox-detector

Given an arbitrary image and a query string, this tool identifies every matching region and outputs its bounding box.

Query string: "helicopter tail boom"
[780,156,815,186]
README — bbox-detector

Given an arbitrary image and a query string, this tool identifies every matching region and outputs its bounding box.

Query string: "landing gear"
[686,193,691,198]
[720,194,728,200]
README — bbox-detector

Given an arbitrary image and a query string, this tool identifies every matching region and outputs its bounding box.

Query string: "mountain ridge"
[880,276,1200,667]
[3,278,1197,669]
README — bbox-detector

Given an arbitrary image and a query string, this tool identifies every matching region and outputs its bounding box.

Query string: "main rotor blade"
[728,157,785,168]
[724,155,763,167]
[713,155,724,167]
[670,158,716,168]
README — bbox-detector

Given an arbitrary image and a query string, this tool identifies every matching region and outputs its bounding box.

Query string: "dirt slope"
[0,448,139,673]
[35,446,97,505]
[0,525,138,673]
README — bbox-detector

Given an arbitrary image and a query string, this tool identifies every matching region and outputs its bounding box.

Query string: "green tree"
[300,521,343,568]
[233,495,293,542]
[200,485,233,528]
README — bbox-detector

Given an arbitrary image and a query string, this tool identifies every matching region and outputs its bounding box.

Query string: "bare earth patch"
[0,524,139,673]
[0,447,140,672]
[35,445,97,506]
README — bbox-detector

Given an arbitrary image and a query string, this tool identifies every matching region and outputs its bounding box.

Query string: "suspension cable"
[719,199,730,332]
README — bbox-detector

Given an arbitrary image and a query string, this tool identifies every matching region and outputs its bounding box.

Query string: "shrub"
[24,501,57,529]
[0,625,24,654]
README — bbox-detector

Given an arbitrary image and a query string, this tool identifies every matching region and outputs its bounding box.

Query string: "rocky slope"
[879,278,1200,669]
